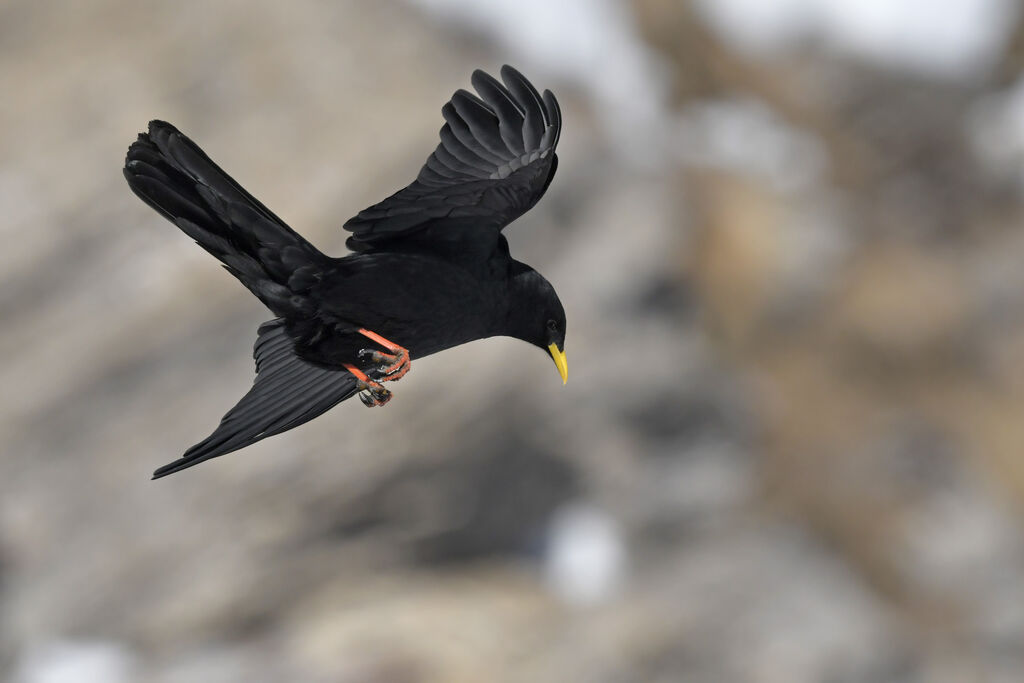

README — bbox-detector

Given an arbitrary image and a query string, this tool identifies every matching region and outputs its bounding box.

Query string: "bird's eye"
[547,319,558,332]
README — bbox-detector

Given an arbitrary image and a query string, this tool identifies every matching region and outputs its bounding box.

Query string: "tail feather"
[124,120,327,317]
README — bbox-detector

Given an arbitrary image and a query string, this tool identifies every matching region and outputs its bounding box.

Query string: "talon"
[357,384,391,407]
[380,351,410,379]
[355,379,391,407]
[356,329,411,381]
[345,364,393,408]
[346,330,411,401]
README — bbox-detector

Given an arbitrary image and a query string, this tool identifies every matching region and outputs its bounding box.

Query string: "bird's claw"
[359,346,411,380]
[355,378,392,408]
[347,331,410,407]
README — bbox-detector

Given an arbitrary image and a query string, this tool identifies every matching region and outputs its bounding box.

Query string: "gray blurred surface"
[3,1,1024,681]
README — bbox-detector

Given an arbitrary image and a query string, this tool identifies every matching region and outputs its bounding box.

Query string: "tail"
[123,120,328,317]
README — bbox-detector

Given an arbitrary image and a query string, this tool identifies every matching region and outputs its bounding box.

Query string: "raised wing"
[152,320,358,478]
[344,65,561,254]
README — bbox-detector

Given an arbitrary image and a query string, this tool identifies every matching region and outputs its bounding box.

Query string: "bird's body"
[293,244,523,366]
[304,252,499,363]
[124,66,567,478]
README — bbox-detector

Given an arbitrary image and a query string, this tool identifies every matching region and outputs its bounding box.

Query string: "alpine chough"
[123,66,567,478]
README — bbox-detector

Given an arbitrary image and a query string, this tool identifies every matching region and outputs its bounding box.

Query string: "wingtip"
[499,64,523,81]
[542,89,562,139]
[499,65,537,92]
[151,459,183,479]
[472,67,506,86]
[151,468,171,480]
[452,88,487,109]
[469,69,496,98]
[151,452,202,479]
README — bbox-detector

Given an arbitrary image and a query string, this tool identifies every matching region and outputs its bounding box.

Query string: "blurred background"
[3,0,1024,681]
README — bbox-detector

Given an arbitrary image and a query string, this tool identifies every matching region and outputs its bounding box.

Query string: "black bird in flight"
[124,66,567,479]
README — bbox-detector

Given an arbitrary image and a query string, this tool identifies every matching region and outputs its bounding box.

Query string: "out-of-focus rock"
[3,0,1024,680]
[835,245,969,363]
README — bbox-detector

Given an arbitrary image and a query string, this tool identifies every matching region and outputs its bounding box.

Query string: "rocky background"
[3,1,1024,681]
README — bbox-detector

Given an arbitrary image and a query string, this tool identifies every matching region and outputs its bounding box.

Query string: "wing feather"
[503,65,547,149]
[451,89,511,159]
[438,123,495,172]
[344,66,561,254]
[152,320,358,478]
[442,100,508,167]
[471,70,526,156]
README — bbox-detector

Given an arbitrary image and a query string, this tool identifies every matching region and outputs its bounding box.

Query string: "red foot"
[344,329,411,408]
[356,329,411,381]
[344,364,392,407]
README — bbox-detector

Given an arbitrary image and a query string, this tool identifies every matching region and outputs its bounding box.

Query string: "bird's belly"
[370,291,495,359]
[307,258,503,364]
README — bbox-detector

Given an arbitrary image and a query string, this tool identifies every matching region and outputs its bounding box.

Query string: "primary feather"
[343,65,561,251]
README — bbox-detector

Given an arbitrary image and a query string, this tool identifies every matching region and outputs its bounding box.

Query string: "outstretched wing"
[344,65,561,254]
[152,320,358,478]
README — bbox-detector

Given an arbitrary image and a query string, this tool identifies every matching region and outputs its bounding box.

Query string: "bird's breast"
[315,254,508,359]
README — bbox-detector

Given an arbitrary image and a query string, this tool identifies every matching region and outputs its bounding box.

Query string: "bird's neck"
[501,262,546,342]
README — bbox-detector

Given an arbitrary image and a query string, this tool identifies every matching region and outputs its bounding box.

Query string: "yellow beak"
[547,343,568,385]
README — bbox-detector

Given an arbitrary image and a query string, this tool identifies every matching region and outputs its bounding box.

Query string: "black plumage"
[123,66,567,478]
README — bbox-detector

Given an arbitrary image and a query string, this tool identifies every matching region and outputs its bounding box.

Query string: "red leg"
[344,329,411,408]
[356,328,411,381]
[344,363,392,407]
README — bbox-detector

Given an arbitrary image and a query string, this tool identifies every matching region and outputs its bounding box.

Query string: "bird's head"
[508,266,568,384]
